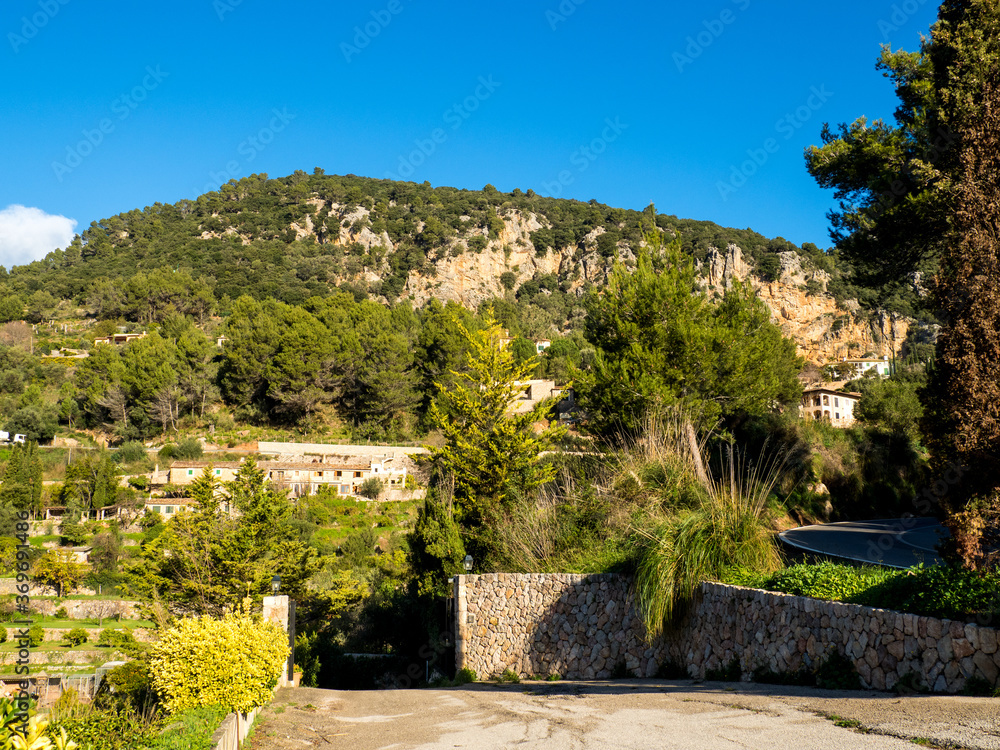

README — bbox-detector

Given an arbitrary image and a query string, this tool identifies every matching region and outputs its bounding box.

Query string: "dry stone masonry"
[454,574,1000,693]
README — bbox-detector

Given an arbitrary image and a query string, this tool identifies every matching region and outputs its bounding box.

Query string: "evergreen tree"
[0,441,43,513]
[580,239,801,437]
[409,490,466,596]
[428,310,564,563]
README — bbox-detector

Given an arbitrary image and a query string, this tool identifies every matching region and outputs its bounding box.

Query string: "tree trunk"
[685,421,711,490]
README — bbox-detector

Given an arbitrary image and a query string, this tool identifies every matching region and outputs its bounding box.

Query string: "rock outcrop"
[286,205,908,365]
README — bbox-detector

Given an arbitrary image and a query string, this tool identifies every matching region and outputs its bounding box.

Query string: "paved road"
[246,681,1000,750]
[779,517,949,568]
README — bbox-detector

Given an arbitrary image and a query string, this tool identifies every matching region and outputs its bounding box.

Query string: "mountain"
[2,171,922,364]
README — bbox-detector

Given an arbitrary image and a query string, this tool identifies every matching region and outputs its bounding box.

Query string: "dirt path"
[246,680,1000,750]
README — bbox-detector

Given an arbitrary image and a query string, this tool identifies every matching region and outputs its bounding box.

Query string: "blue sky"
[0,0,940,269]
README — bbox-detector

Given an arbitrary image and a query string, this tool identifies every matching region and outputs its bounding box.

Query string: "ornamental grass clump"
[150,603,288,714]
[633,427,785,637]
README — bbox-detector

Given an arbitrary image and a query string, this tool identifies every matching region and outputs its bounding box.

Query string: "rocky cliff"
[226,198,909,366]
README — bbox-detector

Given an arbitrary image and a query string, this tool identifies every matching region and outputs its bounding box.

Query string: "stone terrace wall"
[454,574,1000,694]
[455,573,661,680]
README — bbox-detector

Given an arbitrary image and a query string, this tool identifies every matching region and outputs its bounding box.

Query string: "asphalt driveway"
[779,517,949,568]
[246,681,1000,750]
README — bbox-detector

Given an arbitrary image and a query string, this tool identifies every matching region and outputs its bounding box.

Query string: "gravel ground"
[245,680,1000,750]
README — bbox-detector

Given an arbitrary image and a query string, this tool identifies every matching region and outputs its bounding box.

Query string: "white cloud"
[0,205,78,270]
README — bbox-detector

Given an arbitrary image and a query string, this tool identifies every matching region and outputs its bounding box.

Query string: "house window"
[152,506,161,514]
[836,413,841,420]
[834,398,839,407]
[276,471,284,478]
[316,471,323,477]
[166,506,175,515]
[814,411,821,420]
[823,395,829,406]
[335,471,343,477]
[187,469,194,476]
[354,471,362,478]
[214,469,221,475]
[813,396,821,406]
[340,484,351,494]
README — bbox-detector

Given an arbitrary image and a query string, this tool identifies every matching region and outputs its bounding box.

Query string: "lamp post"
[463,555,473,573]
[271,575,281,595]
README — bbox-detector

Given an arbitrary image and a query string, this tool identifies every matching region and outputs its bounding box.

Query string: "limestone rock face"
[283,206,912,365]
[703,243,752,288]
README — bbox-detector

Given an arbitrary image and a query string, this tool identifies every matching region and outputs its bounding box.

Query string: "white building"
[800,388,861,428]
[840,356,892,379]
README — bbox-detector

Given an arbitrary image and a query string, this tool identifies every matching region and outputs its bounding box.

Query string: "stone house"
[167,457,407,498]
[800,387,861,428]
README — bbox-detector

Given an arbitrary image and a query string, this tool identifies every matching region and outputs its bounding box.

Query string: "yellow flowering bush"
[150,606,289,714]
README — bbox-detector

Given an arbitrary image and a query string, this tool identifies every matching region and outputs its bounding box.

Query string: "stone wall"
[454,574,1000,694]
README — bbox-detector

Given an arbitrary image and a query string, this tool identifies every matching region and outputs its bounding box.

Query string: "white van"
[12,435,26,444]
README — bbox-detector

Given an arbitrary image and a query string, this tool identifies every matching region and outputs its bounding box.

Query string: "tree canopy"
[579,239,802,436]
[427,310,565,563]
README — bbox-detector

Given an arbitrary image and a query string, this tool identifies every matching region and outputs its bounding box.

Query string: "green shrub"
[55,606,68,619]
[495,669,520,684]
[172,438,203,461]
[95,661,156,714]
[60,710,162,750]
[147,705,228,750]
[0,627,6,644]
[62,628,88,646]
[455,667,477,684]
[97,628,144,657]
[114,441,149,465]
[28,625,44,647]
[150,607,289,714]
[724,562,1000,623]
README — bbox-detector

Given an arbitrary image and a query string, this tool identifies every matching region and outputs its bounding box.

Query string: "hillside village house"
[800,387,861,428]
[840,356,892,379]
[93,332,147,346]
[166,456,407,498]
[146,498,197,521]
